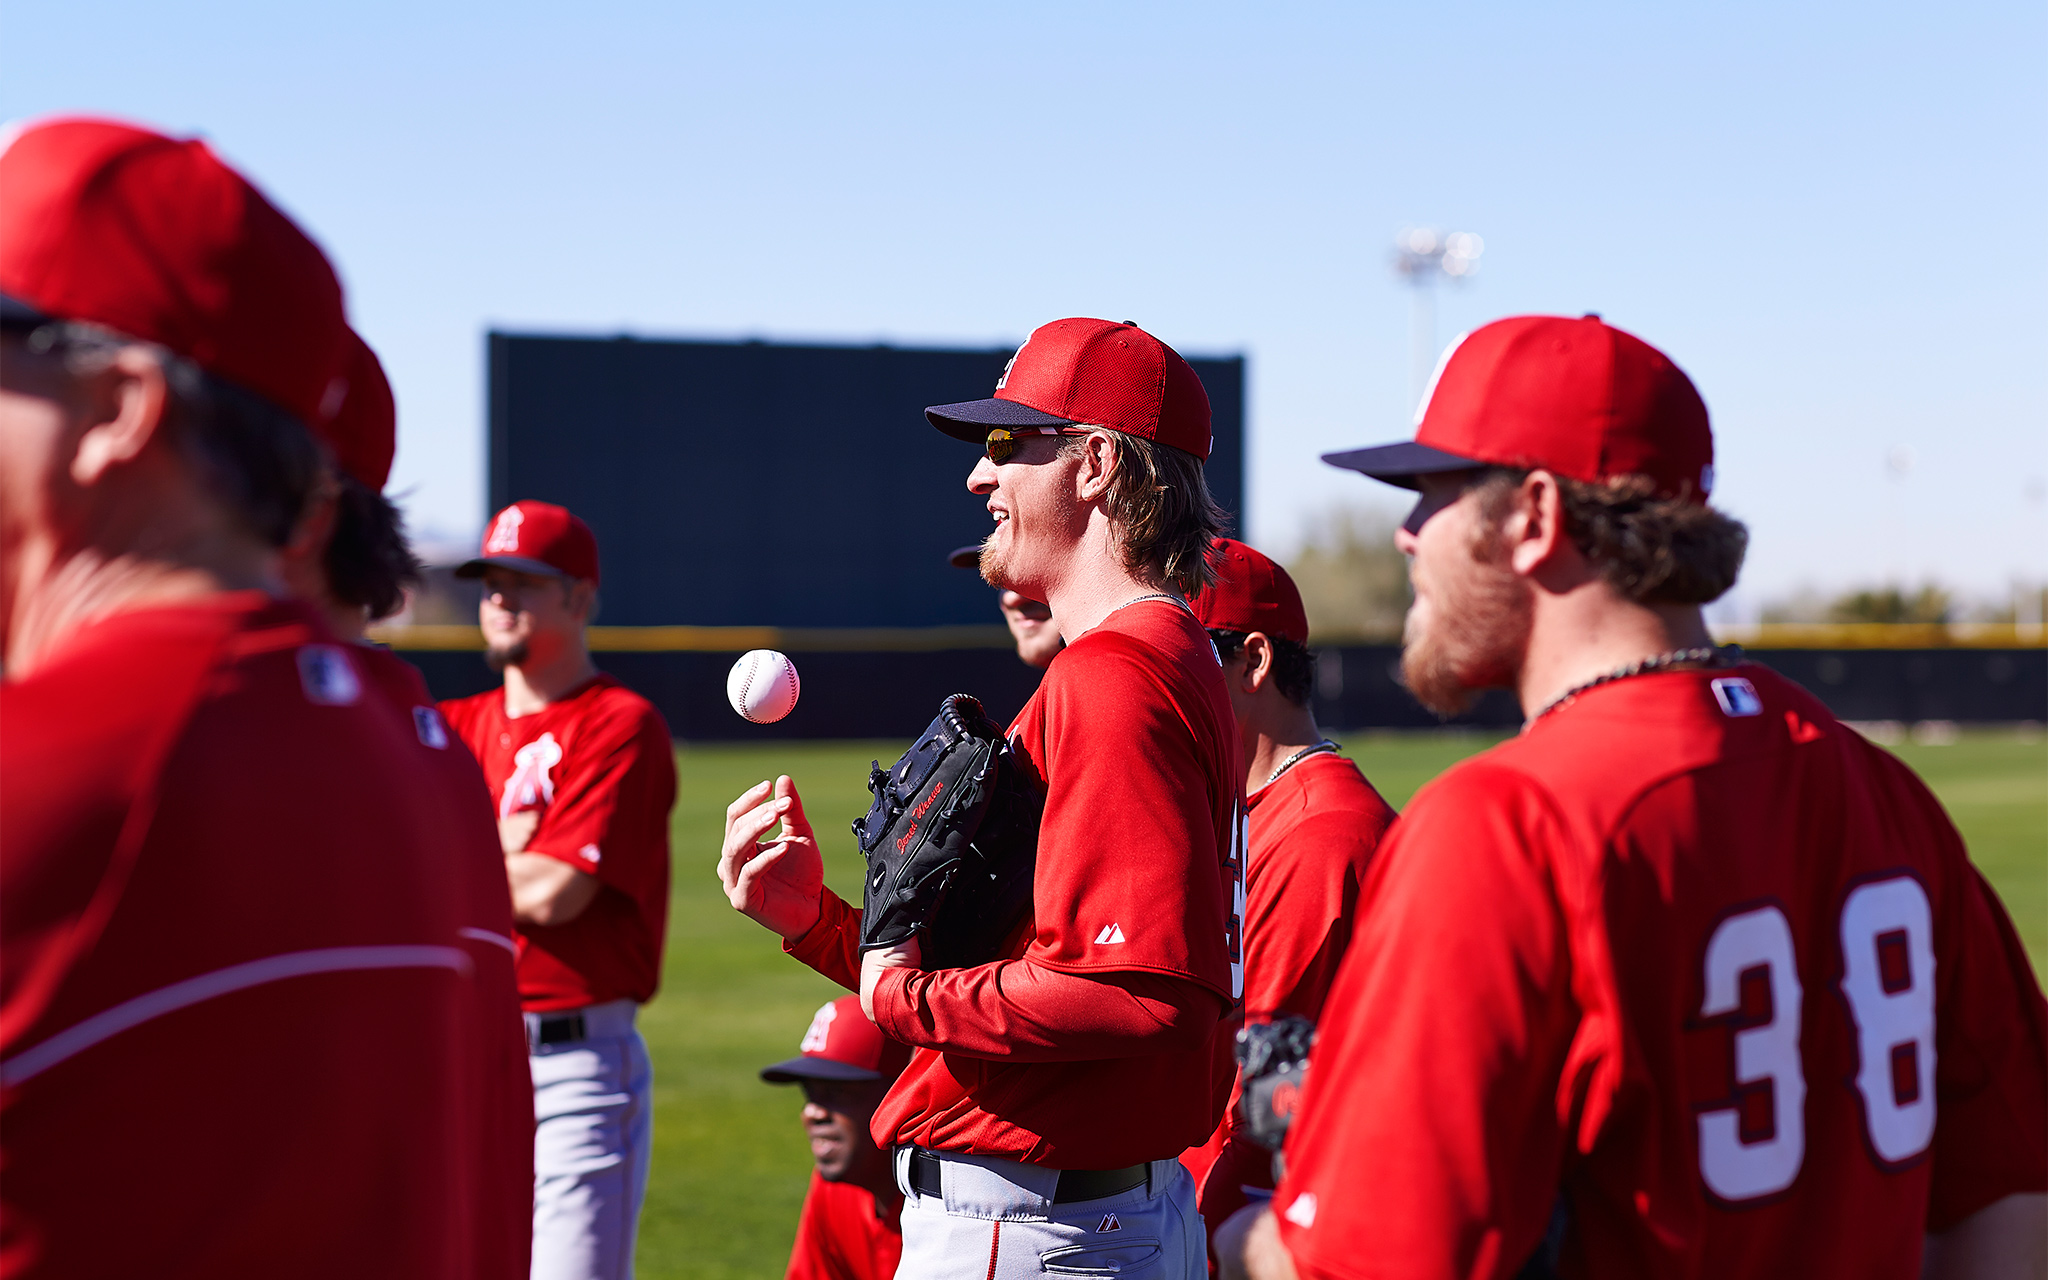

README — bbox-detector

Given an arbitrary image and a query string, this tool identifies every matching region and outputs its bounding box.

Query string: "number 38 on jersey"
[1694,873,1936,1203]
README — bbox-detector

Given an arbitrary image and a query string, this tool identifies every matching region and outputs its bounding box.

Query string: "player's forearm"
[1240,1208,1299,1280]
[505,852,601,926]
[873,958,1224,1061]
[1922,1193,2048,1280]
[783,889,863,992]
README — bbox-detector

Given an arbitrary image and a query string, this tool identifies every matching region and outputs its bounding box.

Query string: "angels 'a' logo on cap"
[296,644,361,706]
[800,1001,838,1053]
[485,505,525,553]
[1412,331,1471,426]
[995,335,1030,391]
[499,731,563,816]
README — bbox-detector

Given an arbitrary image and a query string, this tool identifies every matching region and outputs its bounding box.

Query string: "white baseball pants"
[893,1148,1205,1279]
[528,1000,653,1280]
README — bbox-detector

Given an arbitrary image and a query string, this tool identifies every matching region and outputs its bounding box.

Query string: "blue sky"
[7,1,2043,611]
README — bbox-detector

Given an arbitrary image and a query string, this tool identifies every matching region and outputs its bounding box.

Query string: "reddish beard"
[1400,525,1532,716]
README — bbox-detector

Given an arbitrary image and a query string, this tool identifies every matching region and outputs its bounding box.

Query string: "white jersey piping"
[0,944,472,1087]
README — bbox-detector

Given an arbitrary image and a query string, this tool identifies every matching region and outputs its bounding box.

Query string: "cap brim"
[947,544,983,569]
[453,555,572,580]
[0,293,53,326]
[924,397,1075,443]
[759,1057,885,1084]
[1320,441,1485,491]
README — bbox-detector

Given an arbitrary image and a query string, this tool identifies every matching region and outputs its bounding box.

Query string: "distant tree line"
[1283,502,2045,638]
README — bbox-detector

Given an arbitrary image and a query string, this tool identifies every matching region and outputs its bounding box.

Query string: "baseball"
[727,649,801,724]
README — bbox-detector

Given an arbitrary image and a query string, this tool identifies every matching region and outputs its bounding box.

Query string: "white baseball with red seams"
[727,649,800,723]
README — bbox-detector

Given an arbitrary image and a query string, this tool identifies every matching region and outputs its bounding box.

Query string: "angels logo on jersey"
[485,505,524,554]
[500,732,563,816]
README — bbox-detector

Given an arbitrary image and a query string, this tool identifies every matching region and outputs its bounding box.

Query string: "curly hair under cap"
[1471,469,1749,604]
[323,473,423,621]
[1060,430,1228,597]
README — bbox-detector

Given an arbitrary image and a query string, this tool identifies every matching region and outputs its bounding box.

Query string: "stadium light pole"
[1393,228,1483,410]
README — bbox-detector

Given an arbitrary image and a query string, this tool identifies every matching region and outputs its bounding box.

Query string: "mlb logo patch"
[413,706,449,749]
[1711,677,1762,718]
[297,645,361,706]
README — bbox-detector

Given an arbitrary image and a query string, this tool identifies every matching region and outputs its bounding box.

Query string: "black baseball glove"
[1235,1015,1316,1160]
[852,694,1041,970]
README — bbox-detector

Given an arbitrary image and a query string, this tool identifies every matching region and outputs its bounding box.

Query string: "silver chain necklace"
[1263,739,1341,789]
[1527,645,1740,727]
[1114,592,1193,617]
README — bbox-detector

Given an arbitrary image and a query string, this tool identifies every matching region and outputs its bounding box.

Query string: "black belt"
[533,1012,586,1047]
[906,1148,1148,1204]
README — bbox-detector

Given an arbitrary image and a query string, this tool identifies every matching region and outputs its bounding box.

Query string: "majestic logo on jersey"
[1284,1192,1317,1227]
[579,843,603,865]
[1095,1213,1122,1233]
[1094,923,1126,944]
[485,506,525,553]
[500,732,563,816]
[296,645,361,706]
[799,1001,837,1054]
[412,706,449,749]
[1785,711,1825,744]
[1711,677,1762,718]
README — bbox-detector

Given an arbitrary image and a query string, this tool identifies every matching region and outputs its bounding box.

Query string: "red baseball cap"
[759,995,913,1084]
[1323,314,1715,503]
[0,116,352,436]
[1189,538,1310,645]
[329,330,396,491]
[455,501,601,584]
[926,317,1214,460]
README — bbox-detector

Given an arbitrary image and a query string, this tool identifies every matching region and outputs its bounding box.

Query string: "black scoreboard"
[486,332,1246,628]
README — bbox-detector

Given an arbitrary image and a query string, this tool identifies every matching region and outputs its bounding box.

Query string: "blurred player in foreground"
[1233,315,2048,1280]
[1182,539,1394,1260]
[721,318,1243,1279]
[441,502,679,1280]
[0,117,529,1276]
[949,543,1064,667]
[761,995,915,1280]
[274,329,538,1253]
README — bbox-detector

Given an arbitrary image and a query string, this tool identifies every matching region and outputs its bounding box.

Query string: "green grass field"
[634,729,2048,1277]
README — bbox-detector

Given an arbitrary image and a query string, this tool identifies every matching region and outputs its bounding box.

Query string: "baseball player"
[948,544,1065,668]
[1234,315,2048,1279]
[440,501,679,1280]
[0,118,529,1276]
[760,995,916,1280]
[1181,539,1395,1253]
[720,318,1244,1279]
[277,329,422,641]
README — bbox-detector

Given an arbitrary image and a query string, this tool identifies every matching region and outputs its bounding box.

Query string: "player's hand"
[718,775,824,942]
[859,936,922,1022]
[498,809,540,856]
